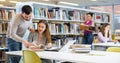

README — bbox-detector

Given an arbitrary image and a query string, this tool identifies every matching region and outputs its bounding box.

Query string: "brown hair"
[100,23,110,37]
[86,12,94,17]
[36,20,52,43]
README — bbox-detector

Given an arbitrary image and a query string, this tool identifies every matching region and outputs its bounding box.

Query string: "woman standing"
[82,12,94,44]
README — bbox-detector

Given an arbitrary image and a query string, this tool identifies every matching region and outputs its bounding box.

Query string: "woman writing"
[98,23,117,43]
[28,20,52,63]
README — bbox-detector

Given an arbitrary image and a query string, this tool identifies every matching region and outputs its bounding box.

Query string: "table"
[0,47,8,50]
[5,50,120,63]
[0,47,8,63]
[92,42,120,50]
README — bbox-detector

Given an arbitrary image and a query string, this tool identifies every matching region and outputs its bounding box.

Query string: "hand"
[39,44,44,49]
[112,40,118,42]
[29,28,35,32]
[23,40,30,48]
[81,23,84,25]
[46,43,52,49]
[31,41,37,46]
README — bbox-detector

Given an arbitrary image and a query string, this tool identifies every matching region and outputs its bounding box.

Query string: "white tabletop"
[0,47,8,50]
[92,42,120,47]
[5,50,120,63]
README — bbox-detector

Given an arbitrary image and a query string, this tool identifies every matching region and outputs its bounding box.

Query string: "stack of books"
[71,44,91,53]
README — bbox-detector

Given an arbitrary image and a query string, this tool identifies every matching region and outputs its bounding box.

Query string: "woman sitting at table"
[98,23,117,43]
[28,20,52,63]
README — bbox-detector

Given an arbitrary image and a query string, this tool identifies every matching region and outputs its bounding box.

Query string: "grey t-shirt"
[7,14,32,42]
[28,31,46,45]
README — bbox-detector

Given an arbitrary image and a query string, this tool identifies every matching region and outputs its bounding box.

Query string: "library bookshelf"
[16,2,111,45]
[0,6,15,63]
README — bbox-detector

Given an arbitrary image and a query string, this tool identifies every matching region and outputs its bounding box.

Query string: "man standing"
[6,5,33,63]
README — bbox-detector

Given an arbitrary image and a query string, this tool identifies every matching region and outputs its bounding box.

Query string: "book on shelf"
[34,7,47,18]
[95,14,109,23]
[50,23,56,33]
[64,23,69,33]
[80,11,86,21]
[0,22,2,34]
[33,23,38,30]
[2,22,8,34]
[1,35,7,47]
[96,15,102,22]
[47,7,61,19]
[0,10,15,20]
[73,10,81,21]
[0,22,8,34]
[48,23,80,34]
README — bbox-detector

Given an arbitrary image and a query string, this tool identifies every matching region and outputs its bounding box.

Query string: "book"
[80,24,89,30]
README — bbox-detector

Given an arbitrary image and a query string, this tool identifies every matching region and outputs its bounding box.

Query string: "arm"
[11,14,25,42]
[86,22,95,32]
[28,32,38,48]
[97,32,108,43]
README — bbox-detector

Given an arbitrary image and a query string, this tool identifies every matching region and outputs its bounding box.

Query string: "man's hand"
[46,43,52,49]
[23,40,30,48]
[29,28,35,32]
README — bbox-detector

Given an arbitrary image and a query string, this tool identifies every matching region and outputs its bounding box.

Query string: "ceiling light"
[92,0,97,1]
[0,4,3,6]
[10,1,19,3]
[42,0,49,1]
[0,0,5,1]
[116,11,120,13]
[59,1,79,6]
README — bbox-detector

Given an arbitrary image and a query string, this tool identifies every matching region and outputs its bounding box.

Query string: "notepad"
[88,53,105,56]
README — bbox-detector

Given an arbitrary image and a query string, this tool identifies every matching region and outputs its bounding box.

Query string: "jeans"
[6,38,22,63]
[82,33,94,44]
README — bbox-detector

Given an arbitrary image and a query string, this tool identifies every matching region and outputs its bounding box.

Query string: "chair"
[106,47,120,52]
[23,50,42,63]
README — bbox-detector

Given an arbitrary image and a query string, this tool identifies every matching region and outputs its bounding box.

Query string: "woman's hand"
[31,41,37,46]
[112,40,118,42]
[46,43,52,49]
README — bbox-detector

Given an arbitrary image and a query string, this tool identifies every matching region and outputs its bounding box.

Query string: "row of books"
[48,23,80,34]
[33,7,86,21]
[34,7,85,21]
[34,7,47,18]
[33,7,109,23]
[33,22,80,34]
[0,22,8,34]
[0,10,15,20]
[95,14,109,22]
